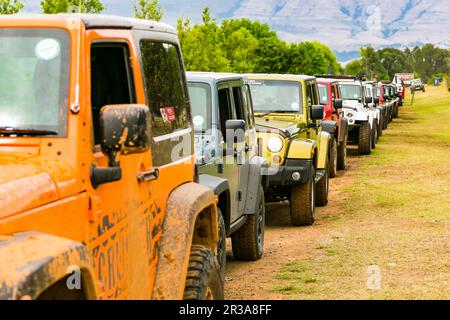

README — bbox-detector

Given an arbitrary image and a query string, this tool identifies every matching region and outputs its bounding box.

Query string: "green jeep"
[246,74,331,226]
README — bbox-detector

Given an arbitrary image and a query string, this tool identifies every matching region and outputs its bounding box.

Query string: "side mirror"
[365,96,372,104]
[225,120,246,157]
[334,99,343,109]
[310,105,324,121]
[91,104,150,189]
[384,95,389,100]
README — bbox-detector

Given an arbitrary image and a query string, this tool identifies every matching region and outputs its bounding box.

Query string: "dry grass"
[272,83,450,300]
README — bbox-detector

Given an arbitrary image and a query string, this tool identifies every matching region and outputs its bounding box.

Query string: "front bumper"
[268,159,313,186]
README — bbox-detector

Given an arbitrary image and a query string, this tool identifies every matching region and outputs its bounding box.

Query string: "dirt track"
[224,84,450,300]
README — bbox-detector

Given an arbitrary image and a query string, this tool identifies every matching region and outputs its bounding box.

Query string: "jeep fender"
[198,174,231,234]
[287,139,317,159]
[321,120,338,137]
[316,131,331,170]
[152,182,218,300]
[0,232,97,300]
[243,156,267,215]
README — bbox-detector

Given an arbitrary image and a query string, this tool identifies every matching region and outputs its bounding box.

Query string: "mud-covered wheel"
[217,208,227,279]
[371,122,377,150]
[337,135,347,171]
[358,121,372,155]
[183,245,224,300]
[290,166,316,226]
[316,158,329,207]
[329,137,338,178]
[231,185,265,261]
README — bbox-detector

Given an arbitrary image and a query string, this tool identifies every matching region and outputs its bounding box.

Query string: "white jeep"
[338,79,378,155]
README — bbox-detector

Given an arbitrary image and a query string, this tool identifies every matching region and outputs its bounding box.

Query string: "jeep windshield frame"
[249,80,303,114]
[0,28,71,138]
[339,83,363,101]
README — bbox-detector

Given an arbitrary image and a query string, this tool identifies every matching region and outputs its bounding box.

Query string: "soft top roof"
[186,72,244,83]
[317,78,339,84]
[245,73,315,81]
[0,14,176,34]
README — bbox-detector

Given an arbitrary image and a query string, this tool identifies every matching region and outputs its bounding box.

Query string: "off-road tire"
[290,167,316,226]
[184,245,224,300]
[337,134,347,171]
[329,138,338,178]
[217,208,227,279]
[393,104,399,118]
[316,158,329,207]
[358,121,372,155]
[378,115,383,137]
[231,186,265,261]
[371,122,377,150]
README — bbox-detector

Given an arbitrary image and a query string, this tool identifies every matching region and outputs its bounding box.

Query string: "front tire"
[184,245,224,300]
[329,137,338,178]
[371,122,377,149]
[316,158,329,207]
[358,122,372,155]
[290,166,316,226]
[337,134,347,171]
[231,186,265,261]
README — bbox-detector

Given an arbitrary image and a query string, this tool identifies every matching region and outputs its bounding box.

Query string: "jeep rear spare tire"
[290,167,316,226]
[184,245,224,300]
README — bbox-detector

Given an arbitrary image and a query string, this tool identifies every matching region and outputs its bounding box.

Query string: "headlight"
[346,111,354,118]
[267,136,283,153]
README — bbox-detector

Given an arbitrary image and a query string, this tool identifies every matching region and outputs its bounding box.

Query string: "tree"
[41,0,104,14]
[344,59,363,76]
[134,0,163,21]
[178,7,231,72]
[0,0,24,14]
[360,46,387,80]
[378,48,413,79]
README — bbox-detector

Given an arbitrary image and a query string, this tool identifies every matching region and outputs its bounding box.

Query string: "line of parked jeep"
[0,14,406,300]
[187,72,405,279]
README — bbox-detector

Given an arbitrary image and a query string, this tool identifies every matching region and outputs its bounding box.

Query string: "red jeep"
[317,78,348,178]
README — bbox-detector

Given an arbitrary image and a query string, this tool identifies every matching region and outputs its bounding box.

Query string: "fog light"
[292,172,301,181]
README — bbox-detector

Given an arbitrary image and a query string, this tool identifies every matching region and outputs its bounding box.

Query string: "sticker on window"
[35,39,60,61]
[160,106,176,122]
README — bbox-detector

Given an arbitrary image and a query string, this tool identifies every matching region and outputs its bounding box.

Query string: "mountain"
[21,0,449,62]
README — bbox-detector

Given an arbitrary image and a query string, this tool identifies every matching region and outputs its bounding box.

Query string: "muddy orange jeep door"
[86,30,157,300]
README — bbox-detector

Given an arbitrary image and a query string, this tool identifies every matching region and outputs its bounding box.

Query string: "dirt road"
[225,83,450,300]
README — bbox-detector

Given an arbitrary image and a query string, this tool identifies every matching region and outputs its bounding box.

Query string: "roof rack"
[314,74,366,81]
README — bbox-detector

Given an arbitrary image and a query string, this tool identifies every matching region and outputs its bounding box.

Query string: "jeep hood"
[0,155,78,219]
[255,118,300,137]
[342,100,365,111]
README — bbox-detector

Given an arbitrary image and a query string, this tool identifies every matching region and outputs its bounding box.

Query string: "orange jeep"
[0,14,222,300]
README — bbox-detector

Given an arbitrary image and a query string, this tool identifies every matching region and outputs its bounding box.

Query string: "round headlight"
[267,136,283,153]
[346,111,354,118]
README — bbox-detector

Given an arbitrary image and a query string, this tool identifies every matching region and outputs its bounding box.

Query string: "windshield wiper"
[0,127,58,136]
[255,110,291,118]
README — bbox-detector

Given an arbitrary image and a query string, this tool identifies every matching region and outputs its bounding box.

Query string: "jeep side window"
[218,88,233,138]
[139,41,191,167]
[232,86,246,125]
[91,43,136,145]
[242,85,255,128]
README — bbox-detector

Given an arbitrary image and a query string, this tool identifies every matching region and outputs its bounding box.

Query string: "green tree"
[0,0,24,14]
[134,0,163,21]
[378,48,413,79]
[344,59,363,76]
[41,0,104,14]
[178,7,230,72]
[360,46,387,80]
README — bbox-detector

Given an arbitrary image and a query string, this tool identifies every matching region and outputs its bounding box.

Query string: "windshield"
[187,82,212,132]
[318,84,329,105]
[339,84,362,100]
[0,28,70,137]
[249,80,302,113]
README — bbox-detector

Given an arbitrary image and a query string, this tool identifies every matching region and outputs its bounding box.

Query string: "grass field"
[271,83,450,300]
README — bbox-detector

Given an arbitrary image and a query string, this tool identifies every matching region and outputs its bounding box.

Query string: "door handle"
[137,168,159,183]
